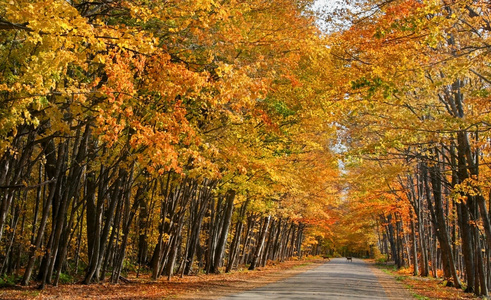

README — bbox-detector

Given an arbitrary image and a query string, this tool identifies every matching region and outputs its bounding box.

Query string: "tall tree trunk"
[111,179,140,283]
[248,216,270,271]
[22,140,66,286]
[240,213,257,265]
[428,161,461,288]
[184,179,215,275]
[212,190,235,273]
[410,217,419,276]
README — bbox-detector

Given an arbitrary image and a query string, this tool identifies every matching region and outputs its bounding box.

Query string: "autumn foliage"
[323,0,491,297]
[3,0,491,297]
[0,0,339,290]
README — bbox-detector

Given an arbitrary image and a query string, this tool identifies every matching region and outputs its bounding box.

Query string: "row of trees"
[8,0,491,296]
[0,0,338,288]
[326,0,491,297]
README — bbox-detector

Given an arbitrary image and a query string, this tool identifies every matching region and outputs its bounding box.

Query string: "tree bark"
[248,216,270,271]
[212,190,235,273]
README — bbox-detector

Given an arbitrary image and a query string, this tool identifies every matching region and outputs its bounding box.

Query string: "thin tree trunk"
[428,161,461,288]
[22,140,66,286]
[249,216,270,271]
[212,190,235,273]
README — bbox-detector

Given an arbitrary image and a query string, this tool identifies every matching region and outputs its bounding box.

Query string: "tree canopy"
[1,0,491,297]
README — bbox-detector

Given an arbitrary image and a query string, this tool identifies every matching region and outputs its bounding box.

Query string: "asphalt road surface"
[221,258,411,300]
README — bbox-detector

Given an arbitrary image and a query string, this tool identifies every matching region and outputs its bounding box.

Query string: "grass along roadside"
[374,264,480,300]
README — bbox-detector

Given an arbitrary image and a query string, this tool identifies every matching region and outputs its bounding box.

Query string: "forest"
[0,0,491,297]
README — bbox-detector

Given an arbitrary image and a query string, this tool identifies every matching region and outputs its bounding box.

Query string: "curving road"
[221,258,412,300]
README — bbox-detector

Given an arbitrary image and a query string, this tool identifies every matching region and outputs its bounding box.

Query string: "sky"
[313,0,343,10]
[312,0,348,32]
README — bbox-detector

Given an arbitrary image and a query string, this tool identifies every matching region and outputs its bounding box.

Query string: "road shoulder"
[369,263,415,300]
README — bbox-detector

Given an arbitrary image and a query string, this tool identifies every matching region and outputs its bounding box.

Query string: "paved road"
[221,258,398,299]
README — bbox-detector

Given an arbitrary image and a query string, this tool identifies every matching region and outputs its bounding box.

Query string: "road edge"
[369,262,416,300]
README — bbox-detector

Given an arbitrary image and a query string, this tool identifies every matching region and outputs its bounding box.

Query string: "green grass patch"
[412,292,430,300]
[0,274,20,287]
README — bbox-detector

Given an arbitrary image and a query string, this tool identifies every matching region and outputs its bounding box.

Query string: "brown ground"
[395,271,479,299]
[2,258,477,300]
[369,263,415,300]
[373,264,481,300]
[0,258,325,300]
